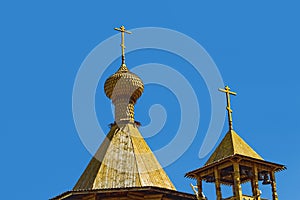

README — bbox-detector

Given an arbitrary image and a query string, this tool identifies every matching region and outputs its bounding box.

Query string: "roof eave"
[51,186,196,200]
[185,154,286,179]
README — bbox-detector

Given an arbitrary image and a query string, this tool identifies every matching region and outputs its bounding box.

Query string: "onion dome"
[104,63,144,104]
[104,25,144,123]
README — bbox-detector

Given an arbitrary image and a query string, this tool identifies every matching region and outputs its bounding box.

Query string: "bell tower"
[185,86,286,200]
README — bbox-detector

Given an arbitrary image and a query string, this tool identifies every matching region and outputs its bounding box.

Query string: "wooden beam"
[82,194,97,200]
[214,167,222,200]
[144,194,164,200]
[196,168,215,177]
[232,162,242,200]
[251,164,261,200]
[196,178,206,199]
[270,171,278,200]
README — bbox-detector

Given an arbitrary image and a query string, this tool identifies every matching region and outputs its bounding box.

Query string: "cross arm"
[114,27,132,34]
[218,88,237,96]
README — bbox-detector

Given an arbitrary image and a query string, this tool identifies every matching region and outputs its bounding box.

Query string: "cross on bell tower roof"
[218,85,237,131]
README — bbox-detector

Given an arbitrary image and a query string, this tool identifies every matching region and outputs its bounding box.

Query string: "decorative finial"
[219,86,237,131]
[114,25,132,65]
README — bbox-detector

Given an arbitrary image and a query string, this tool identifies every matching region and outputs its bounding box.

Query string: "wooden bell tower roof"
[205,129,263,166]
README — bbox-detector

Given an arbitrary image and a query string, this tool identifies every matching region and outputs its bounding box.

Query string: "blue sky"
[1,1,299,199]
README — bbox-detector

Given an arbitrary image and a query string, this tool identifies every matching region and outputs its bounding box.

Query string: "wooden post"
[270,171,278,200]
[232,163,242,200]
[197,178,205,200]
[214,168,222,200]
[251,165,261,200]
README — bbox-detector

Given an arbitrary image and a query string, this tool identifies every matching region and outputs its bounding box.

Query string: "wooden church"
[51,26,285,200]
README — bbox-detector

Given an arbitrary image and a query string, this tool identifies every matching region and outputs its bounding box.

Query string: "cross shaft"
[114,25,132,65]
[219,86,237,131]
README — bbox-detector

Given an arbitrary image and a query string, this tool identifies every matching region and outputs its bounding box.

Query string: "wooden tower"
[185,86,286,200]
[51,26,195,200]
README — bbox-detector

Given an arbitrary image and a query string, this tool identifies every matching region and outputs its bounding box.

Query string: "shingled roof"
[73,123,176,191]
[205,129,263,165]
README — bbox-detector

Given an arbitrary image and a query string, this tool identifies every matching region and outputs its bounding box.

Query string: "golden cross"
[114,25,132,65]
[219,86,237,131]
